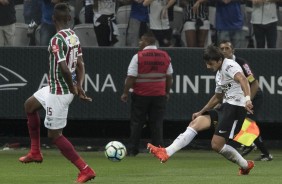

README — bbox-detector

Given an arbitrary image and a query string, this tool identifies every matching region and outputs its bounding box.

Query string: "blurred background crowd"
[1,0,282,48]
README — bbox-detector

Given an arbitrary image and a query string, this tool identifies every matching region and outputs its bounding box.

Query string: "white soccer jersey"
[215,58,245,107]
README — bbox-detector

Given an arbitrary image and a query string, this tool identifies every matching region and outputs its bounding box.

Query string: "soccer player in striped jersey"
[19,3,95,183]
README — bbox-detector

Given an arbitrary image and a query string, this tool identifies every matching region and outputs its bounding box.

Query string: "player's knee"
[211,141,221,153]
[48,130,62,140]
[25,96,42,113]
[24,99,33,113]
[189,117,209,132]
[188,119,197,129]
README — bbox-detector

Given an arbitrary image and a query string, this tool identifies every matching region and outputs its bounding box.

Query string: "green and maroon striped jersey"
[47,28,82,95]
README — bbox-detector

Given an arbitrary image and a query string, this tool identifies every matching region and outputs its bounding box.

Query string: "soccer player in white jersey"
[19,3,95,183]
[148,44,255,175]
[219,40,273,161]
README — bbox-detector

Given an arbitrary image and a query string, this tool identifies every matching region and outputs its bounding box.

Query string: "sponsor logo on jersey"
[52,45,59,53]
[225,65,233,72]
[219,130,227,134]
[67,35,79,46]
[222,83,232,93]
[242,64,253,76]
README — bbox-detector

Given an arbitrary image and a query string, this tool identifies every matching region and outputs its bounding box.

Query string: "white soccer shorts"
[33,86,74,129]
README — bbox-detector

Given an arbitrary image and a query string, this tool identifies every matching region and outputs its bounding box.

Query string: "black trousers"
[128,94,167,153]
[253,22,277,48]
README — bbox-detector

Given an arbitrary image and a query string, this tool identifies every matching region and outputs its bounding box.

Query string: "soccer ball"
[104,141,127,162]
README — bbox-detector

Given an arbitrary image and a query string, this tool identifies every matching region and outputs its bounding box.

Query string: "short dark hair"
[218,40,234,50]
[142,31,156,45]
[203,44,224,62]
[53,3,71,22]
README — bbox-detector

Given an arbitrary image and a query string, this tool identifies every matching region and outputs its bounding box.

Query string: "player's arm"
[241,62,259,100]
[234,72,253,114]
[250,80,259,100]
[121,54,138,102]
[76,56,92,101]
[59,60,77,95]
[192,93,224,120]
[199,93,223,112]
[121,76,137,102]
[76,56,85,88]
[235,72,251,98]
[166,74,173,100]
[166,61,173,100]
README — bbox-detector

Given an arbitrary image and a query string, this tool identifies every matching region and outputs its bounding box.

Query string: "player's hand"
[121,93,128,102]
[77,86,92,102]
[166,93,170,101]
[70,86,78,95]
[245,100,253,114]
[192,111,202,120]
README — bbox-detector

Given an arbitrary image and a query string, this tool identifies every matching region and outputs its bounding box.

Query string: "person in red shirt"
[121,32,173,156]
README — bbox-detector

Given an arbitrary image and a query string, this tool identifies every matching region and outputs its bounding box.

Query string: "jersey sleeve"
[165,54,173,74]
[214,72,222,93]
[51,37,66,63]
[127,54,138,77]
[215,84,222,93]
[167,63,173,74]
[225,61,243,79]
[77,44,83,57]
[241,63,255,83]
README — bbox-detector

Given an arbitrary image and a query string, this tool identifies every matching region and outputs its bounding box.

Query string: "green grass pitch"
[0,149,281,184]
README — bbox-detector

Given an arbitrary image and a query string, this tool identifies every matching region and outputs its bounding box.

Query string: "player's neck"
[56,24,69,32]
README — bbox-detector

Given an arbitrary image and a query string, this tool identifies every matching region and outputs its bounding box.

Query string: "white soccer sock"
[165,127,197,157]
[219,144,248,169]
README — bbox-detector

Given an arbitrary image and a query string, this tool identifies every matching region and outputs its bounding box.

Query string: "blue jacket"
[130,2,149,23]
[41,0,54,25]
[215,1,243,31]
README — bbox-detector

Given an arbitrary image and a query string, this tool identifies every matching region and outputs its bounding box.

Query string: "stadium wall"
[1,47,282,123]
